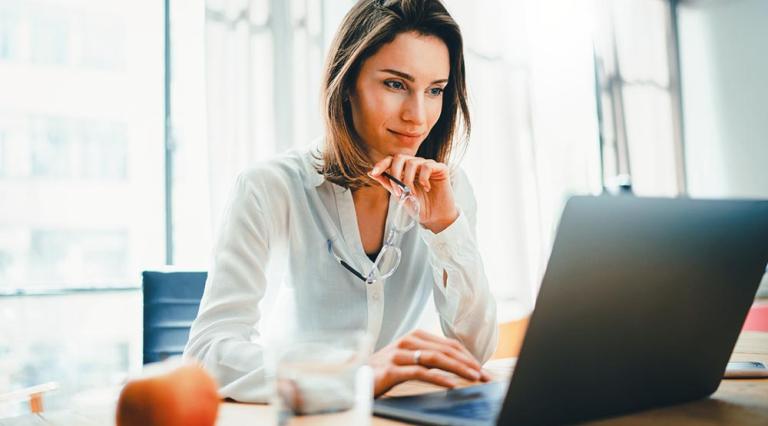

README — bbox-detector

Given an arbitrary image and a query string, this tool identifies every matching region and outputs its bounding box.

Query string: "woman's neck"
[351,184,391,255]
[351,184,390,208]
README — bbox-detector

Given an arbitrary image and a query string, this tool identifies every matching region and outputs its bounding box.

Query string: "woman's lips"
[388,129,424,142]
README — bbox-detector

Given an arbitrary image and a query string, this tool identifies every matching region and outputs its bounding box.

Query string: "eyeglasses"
[327,172,420,285]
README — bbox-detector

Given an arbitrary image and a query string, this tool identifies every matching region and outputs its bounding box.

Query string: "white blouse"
[183,146,498,402]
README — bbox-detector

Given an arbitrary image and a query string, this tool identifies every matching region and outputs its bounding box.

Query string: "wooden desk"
[214,331,768,425]
[5,332,768,425]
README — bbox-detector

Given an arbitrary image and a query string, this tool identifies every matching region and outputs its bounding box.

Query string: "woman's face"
[349,31,450,163]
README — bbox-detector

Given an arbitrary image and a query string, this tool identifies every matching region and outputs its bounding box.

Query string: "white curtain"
[447,0,601,320]
[205,0,276,227]
[202,0,329,230]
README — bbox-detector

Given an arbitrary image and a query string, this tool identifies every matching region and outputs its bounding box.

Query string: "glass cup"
[272,330,373,426]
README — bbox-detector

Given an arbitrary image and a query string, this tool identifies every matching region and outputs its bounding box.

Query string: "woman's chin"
[387,142,421,157]
[391,146,419,157]
[368,140,421,162]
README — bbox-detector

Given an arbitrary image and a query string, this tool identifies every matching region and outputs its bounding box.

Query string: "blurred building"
[0,0,160,416]
[0,0,164,291]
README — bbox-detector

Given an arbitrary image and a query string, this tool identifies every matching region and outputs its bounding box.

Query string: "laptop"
[374,195,768,425]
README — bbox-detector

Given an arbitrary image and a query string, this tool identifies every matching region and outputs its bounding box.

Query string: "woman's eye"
[429,87,445,96]
[384,80,405,90]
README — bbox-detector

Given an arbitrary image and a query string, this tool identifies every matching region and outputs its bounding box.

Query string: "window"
[28,229,130,286]
[29,116,128,180]
[79,13,125,70]
[0,129,6,176]
[0,291,141,418]
[28,5,70,66]
[0,0,163,417]
[0,5,17,60]
[593,0,684,196]
[0,0,163,291]
[29,116,70,178]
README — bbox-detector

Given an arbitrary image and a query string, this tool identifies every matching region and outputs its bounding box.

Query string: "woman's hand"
[368,154,458,234]
[370,330,491,397]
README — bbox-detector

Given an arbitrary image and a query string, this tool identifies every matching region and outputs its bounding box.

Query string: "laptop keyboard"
[423,398,502,420]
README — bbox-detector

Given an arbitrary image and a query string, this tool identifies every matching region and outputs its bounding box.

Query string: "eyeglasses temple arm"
[327,239,367,282]
[381,171,409,192]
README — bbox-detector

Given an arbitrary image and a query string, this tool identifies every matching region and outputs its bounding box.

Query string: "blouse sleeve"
[418,168,499,363]
[183,170,280,402]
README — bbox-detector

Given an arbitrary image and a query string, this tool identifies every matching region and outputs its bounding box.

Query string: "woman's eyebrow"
[379,68,448,85]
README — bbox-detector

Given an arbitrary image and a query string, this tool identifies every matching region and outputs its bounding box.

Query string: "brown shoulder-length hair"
[319,0,470,189]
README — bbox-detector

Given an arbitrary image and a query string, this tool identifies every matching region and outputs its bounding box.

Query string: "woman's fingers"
[370,156,452,210]
[393,349,480,382]
[398,337,481,375]
[371,331,492,397]
[416,350,481,382]
[418,162,436,192]
[371,157,393,176]
[370,156,406,196]
[410,330,482,370]
[394,157,448,193]
[402,158,428,193]
[394,365,459,389]
[386,154,409,183]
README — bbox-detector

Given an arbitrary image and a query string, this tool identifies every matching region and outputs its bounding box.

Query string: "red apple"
[116,364,220,426]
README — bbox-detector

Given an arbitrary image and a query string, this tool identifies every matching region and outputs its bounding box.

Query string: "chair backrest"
[142,271,207,364]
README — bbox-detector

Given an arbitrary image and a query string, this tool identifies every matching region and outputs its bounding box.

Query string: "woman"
[184,0,498,401]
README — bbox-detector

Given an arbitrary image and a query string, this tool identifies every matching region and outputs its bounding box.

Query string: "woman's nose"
[401,93,427,126]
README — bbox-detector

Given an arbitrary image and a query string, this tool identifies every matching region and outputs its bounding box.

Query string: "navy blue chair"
[142,270,207,364]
